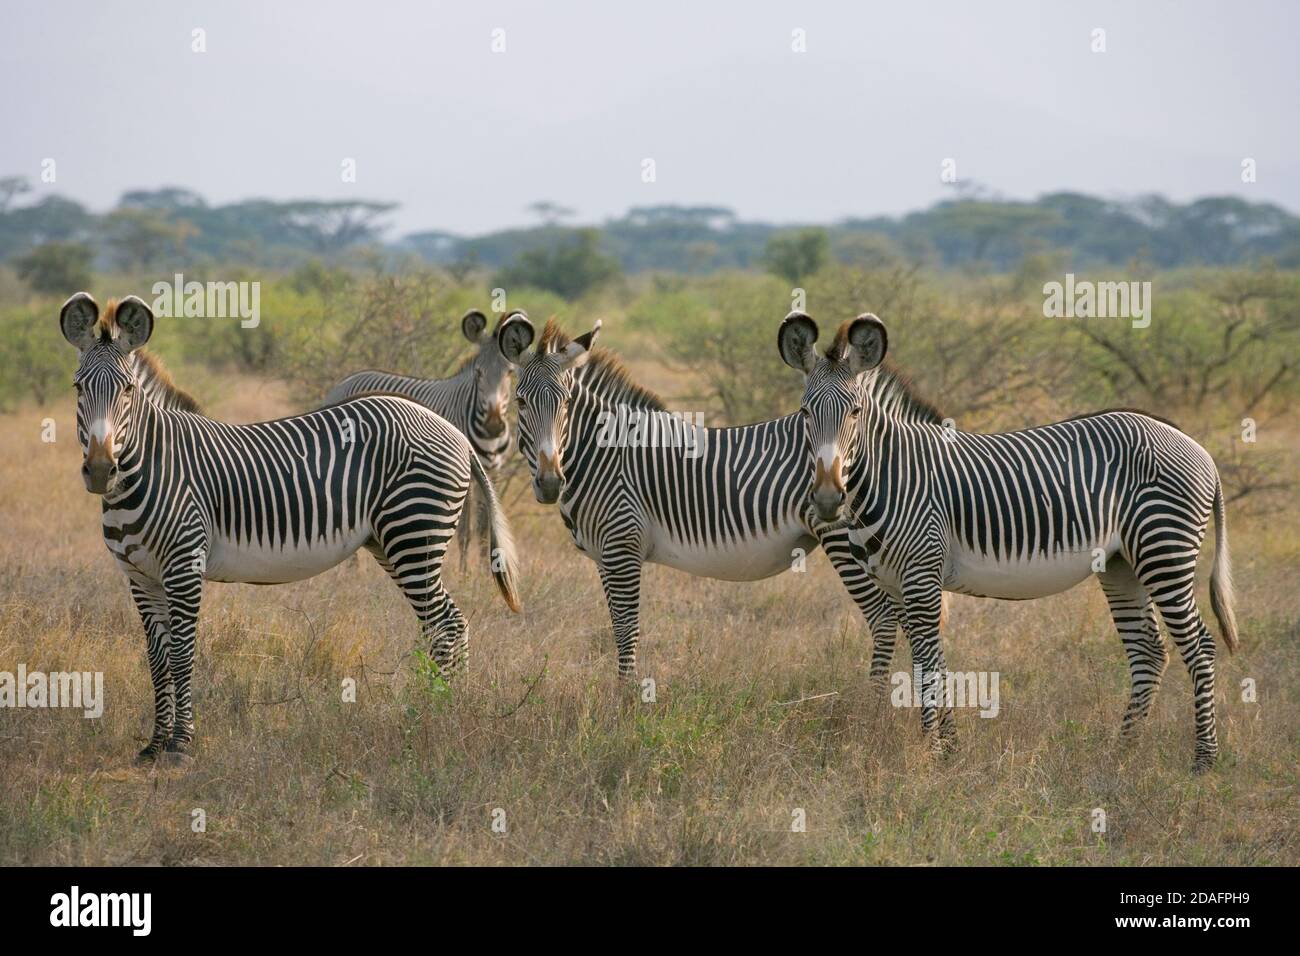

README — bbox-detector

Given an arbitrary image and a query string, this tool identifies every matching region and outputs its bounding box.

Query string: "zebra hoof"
[1192,753,1217,775]
[135,746,162,765]
[159,740,195,767]
[928,734,959,759]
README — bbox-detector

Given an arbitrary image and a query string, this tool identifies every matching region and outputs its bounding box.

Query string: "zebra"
[778,311,1239,772]
[494,312,905,679]
[324,308,515,567]
[59,293,520,763]
[323,308,514,471]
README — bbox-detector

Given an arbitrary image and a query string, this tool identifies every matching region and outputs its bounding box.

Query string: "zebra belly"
[205,525,373,584]
[645,524,816,582]
[946,535,1119,600]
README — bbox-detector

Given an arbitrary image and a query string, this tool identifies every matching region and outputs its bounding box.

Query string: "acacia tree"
[526,201,576,227]
[283,200,397,256]
[0,176,31,214]
[101,208,198,271]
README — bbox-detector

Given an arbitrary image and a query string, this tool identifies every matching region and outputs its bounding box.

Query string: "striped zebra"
[494,312,901,678]
[60,293,520,763]
[779,311,1239,772]
[323,308,513,471]
[324,309,514,567]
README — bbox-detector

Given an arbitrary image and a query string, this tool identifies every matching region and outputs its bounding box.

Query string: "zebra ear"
[560,320,601,370]
[496,311,535,365]
[778,311,819,374]
[115,296,155,351]
[60,292,101,351]
[843,313,887,375]
[461,309,488,343]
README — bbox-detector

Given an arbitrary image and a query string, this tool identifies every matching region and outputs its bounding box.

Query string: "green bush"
[760,228,829,285]
[15,242,94,295]
[0,301,66,408]
[627,272,796,423]
[493,229,621,300]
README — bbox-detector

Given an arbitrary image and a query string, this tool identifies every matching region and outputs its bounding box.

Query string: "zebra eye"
[515,396,527,409]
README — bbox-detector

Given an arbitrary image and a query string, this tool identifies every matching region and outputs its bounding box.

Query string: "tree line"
[4,174,1299,298]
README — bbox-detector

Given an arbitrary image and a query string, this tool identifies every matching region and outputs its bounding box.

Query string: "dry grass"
[0,371,1296,866]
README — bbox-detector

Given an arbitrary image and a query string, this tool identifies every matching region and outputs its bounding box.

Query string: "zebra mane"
[538,320,667,412]
[865,360,944,425]
[130,349,204,413]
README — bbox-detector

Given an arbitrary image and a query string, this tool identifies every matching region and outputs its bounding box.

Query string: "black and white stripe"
[782,312,1239,773]
[496,312,894,678]
[60,293,520,762]
[322,309,513,471]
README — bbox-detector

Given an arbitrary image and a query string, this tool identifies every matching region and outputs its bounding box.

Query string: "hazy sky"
[3,0,1297,236]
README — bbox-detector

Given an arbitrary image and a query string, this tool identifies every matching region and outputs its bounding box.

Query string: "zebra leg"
[900,571,954,752]
[129,580,175,761]
[421,582,468,674]
[368,538,465,667]
[1145,578,1220,773]
[162,563,204,756]
[598,551,644,678]
[370,529,466,675]
[817,526,899,689]
[364,539,394,575]
[1126,518,1221,772]
[1097,559,1167,740]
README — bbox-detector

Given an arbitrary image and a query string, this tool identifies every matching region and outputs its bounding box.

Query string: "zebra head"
[58,292,155,496]
[461,309,513,440]
[496,311,601,504]
[779,311,888,522]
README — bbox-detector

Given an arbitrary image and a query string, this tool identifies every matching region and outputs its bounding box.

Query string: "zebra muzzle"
[82,434,118,494]
[483,403,507,438]
[811,454,846,520]
[534,452,563,504]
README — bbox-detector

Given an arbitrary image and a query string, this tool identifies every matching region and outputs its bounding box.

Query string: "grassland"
[1,341,1296,866]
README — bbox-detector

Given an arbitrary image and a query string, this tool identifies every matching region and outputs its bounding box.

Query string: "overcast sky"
[3,0,1297,235]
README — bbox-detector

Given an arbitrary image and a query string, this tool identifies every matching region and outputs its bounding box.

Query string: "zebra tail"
[1209,476,1239,654]
[469,451,522,613]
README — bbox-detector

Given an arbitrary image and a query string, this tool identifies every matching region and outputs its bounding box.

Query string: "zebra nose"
[811,452,846,520]
[812,487,845,521]
[534,452,563,503]
[82,459,118,494]
[534,471,562,504]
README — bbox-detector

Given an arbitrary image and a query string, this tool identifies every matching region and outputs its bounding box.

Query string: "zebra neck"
[410,362,471,407]
[445,360,478,387]
[102,397,172,506]
[850,413,915,530]
[559,377,648,485]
